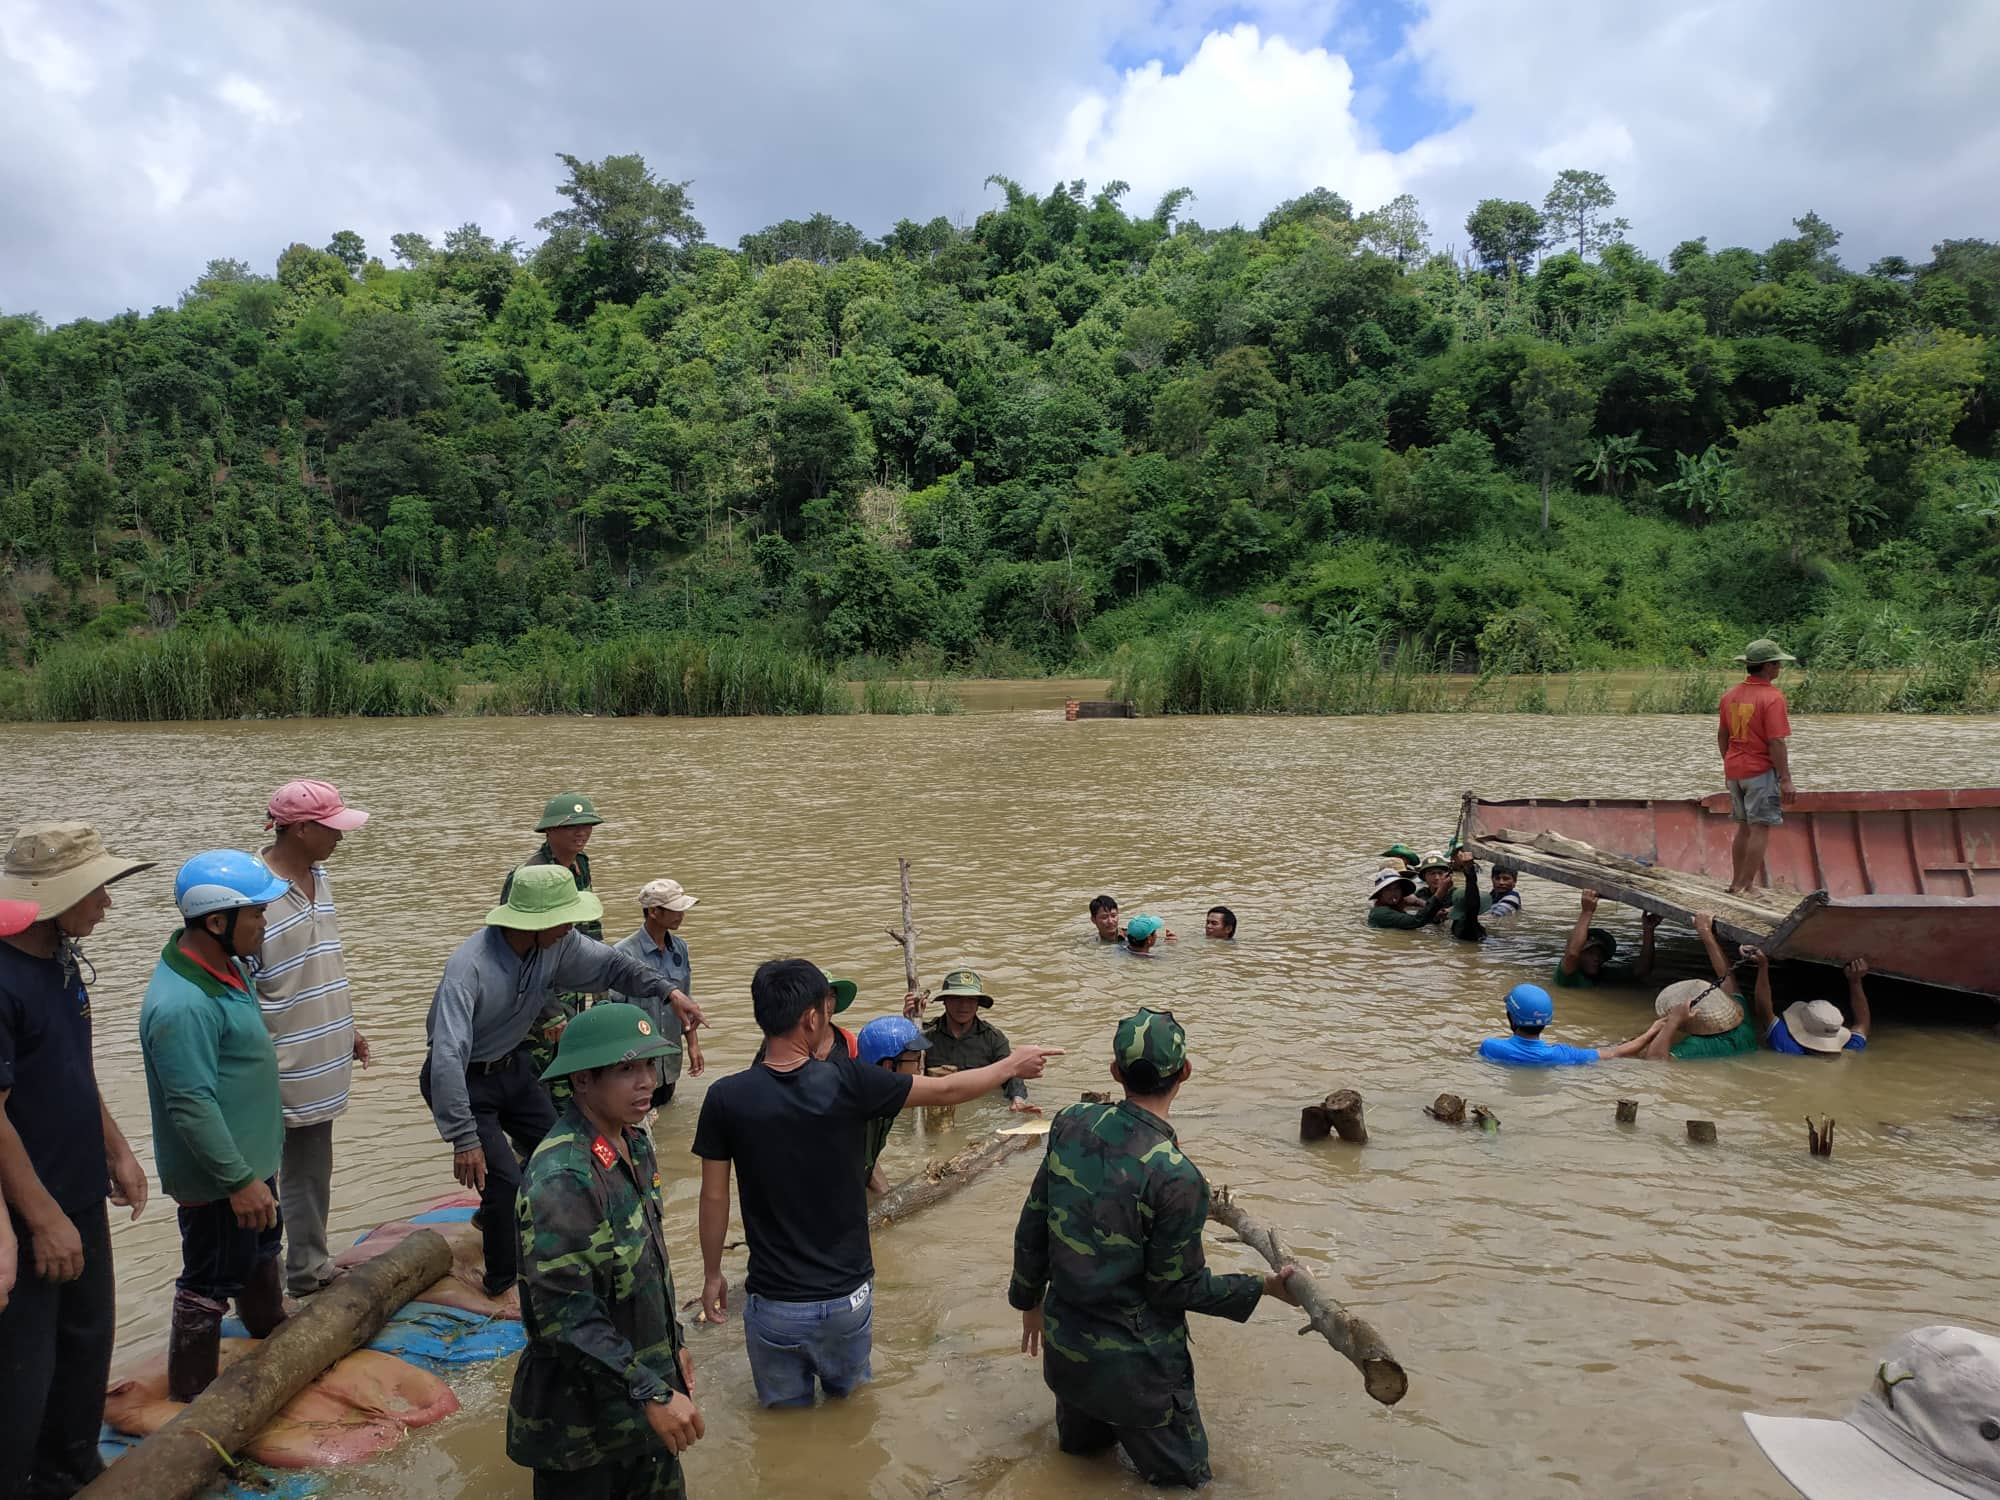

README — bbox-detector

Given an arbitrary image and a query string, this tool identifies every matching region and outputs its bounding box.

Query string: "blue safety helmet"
[174,849,290,921]
[857,1015,931,1067]
[1504,983,1554,1028]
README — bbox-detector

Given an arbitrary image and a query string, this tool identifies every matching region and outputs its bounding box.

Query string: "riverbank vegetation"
[3,156,1997,718]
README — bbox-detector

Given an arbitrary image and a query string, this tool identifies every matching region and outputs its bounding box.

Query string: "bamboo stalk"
[1207,1187,1408,1407]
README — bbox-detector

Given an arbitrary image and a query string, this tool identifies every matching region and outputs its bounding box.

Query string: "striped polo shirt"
[254,864,356,1128]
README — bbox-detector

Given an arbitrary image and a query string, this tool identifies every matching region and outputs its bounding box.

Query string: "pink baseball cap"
[0,898,40,936]
[265,779,370,832]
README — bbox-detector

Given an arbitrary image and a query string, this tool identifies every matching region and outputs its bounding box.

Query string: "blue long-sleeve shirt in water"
[1478,1035,1600,1067]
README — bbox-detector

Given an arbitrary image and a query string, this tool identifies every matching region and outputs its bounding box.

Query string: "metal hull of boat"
[1460,789,2000,999]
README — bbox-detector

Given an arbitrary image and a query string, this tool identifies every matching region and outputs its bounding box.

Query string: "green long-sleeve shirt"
[923,1013,1027,1101]
[139,934,283,1203]
[1367,891,1448,930]
[1010,1100,1263,1428]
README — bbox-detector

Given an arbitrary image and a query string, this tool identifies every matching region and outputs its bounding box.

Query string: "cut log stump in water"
[78,1228,451,1500]
[1615,1099,1639,1125]
[1686,1119,1718,1144]
[1206,1187,1407,1407]
[1807,1116,1835,1157]
[1424,1093,1466,1125]
[1302,1090,1368,1143]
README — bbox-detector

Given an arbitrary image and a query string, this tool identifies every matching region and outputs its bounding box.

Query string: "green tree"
[1540,170,1629,261]
[534,152,705,318]
[1465,199,1544,275]
[325,230,368,273]
[1511,348,1595,529]
[1358,193,1429,267]
[1844,328,1987,478]
[1730,400,1867,566]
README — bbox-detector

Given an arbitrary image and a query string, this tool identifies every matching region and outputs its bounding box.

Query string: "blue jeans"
[742,1283,873,1407]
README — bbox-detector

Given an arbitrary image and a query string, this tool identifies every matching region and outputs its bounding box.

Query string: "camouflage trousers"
[531,1452,684,1500]
[527,992,600,1111]
[1056,1391,1211,1489]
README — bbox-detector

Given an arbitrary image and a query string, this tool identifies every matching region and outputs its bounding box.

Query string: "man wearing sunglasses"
[1010,1008,1301,1488]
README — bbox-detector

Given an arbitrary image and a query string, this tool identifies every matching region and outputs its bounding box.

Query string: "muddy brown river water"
[3,704,1997,1499]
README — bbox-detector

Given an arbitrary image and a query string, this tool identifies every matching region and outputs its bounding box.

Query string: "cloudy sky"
[3,0,1996,324]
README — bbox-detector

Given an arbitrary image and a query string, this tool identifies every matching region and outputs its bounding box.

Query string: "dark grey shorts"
[1729,770,1784,827]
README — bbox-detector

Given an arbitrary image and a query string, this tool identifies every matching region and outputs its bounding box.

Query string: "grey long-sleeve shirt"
[424,926,674,1150]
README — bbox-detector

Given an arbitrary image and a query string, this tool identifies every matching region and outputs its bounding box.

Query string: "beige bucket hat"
[1781,998,1853,1053]
[1654,978,1745,1036]
[0,823,153,918]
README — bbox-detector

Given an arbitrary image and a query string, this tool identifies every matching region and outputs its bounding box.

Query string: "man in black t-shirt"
[693,957,1058,1408]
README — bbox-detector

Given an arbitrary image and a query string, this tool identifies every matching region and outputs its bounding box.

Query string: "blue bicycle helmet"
[857,1015,931,1066]
[1504,983,1554,1028]
[174,849,290,921]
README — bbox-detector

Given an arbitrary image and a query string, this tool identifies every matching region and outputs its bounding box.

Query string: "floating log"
[1424,1093,1466,1125]
[79,1228,451,1500]
[1807,1115,1836,1157]
[868,1132,1039,1231]
[1065,699,1135,720]
[1686,1119,1717,1144]
[1615,1099,1639,1125]
[1206,1187,1407,1407]
[1079,1090,1113,1104]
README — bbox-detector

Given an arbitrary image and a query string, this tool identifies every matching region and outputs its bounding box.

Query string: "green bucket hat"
[1583,926,1618,960]
[1735,639,1798,667]
[540,1002,681,1081]
[1114,1007,1186,1082]
[1379,843,1421,867]
[536,793,604,832]
[823,971,858,1014]
[936,968,992,1008]
[487,864,605,930]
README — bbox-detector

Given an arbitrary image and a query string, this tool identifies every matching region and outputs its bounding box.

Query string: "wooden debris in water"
[867,1131,1039,1231]
[1807,1116,1836,1157]
[1064,699,1134,719]
[1300,1089,1367,1143]
[1206,1185,1407,1407]
[1424,1093,1466,1125]
[79,1229,451,1500]
[1469,1104,1500,1134]
[1615,1099,1639,1125]
[1079,1090,1113,1104]
[1686,1119,1718,1144]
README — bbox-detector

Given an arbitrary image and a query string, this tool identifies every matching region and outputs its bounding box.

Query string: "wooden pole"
[885,856,922,999]
[1206,1188,1407,1407]
[868,1132,1038,1231]
[80,1228,451,1500]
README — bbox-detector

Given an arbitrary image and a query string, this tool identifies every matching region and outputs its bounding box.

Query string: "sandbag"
[103,1341,458,1469]
[335,1215,518,1321]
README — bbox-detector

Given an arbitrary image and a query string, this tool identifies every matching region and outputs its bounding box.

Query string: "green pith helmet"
[1736,639,1798,667]
[536,793,604,832]
[1583,927,1618,959]
[937,968,993,1008]
[822,971,858,1014]
[1379,843,1422,866]
[1114,1007,1186,1077]
[540,1002,680,1081]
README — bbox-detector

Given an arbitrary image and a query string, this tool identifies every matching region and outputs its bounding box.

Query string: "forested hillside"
[2,156,1996,680]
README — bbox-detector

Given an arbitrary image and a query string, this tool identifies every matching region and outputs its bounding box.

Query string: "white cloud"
[1044,25,1403,228]
[215,73,295,127]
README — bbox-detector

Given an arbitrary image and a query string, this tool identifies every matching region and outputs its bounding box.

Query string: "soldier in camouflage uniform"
[500,793,607,1106]
[509,1002,703,1499]
[912,969,1038,1114]
[1009,1008,1299,1488]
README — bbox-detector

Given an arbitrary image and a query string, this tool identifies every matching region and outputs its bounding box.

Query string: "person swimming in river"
[1367,868,1448,930]
[1088,894,1121,942]
[1123,915,1167,956]
[1477,983,1663,1067]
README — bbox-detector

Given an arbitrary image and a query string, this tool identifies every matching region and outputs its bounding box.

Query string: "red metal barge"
[1460,789,2000,1000]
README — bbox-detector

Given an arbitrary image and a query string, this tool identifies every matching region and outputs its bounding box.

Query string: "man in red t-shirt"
[1716,638,1798,894]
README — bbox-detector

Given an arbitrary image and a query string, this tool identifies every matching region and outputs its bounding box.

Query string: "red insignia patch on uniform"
[591,1135,617,1168]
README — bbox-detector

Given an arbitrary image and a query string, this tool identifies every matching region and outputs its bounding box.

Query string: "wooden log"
[1326,1090,1367,1143]
[1299,1104,1332,1142]
[1424,1093,1465,1125]
[1070,701,1134,719]
[80,1228,451,1500]
[1615,1099,1639,1125]
[868,1132,1039,1230]
[1807,1115,1835,1157]
[1686,1119,1717,1144]
[1079,1090,1113,1104]
[1206,1187,1407,1407]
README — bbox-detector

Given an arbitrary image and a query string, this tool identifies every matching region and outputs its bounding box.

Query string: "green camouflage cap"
[539,1002,680,1081]
[937,968,993,1008]
[535,792,604,831]
[1113,1007,1186,1080]
[822,970,859,1014]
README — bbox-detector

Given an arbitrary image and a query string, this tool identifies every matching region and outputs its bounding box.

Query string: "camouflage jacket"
[1009,1100,1262,1428]
[922,1013,1026,1100]
[507,1103,687,1472]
